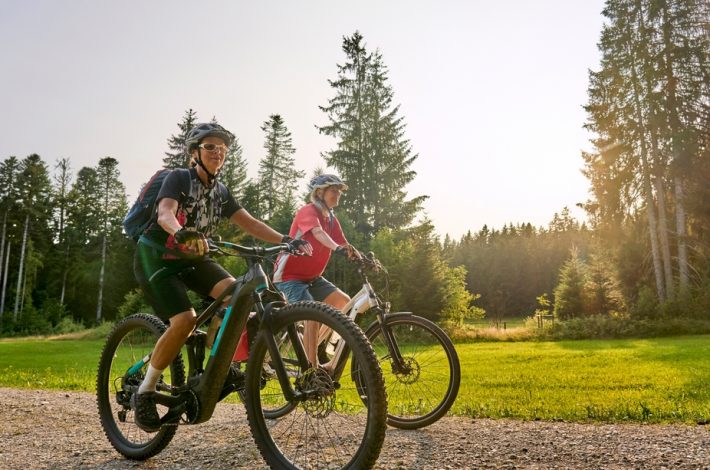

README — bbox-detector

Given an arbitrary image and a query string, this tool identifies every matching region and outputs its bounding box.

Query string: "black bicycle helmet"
[308,174,348,194]
[184,122,234,186]
[185,122,235,151]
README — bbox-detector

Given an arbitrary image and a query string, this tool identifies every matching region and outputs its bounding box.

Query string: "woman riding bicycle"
[273,173,361,369]
[132,122,311,432]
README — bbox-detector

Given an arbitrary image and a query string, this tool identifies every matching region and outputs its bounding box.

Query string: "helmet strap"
[195,149,218,188]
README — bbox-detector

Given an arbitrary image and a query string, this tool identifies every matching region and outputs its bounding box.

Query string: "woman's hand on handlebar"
[335,243,362,261]
[282,236,313,256]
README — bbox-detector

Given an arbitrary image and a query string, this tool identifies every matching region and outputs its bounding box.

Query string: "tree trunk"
[661,2,690,293]
[20,264,27,313]
[654,174,674,299]
[628,39,665,302]
[96,233,106,324]
[60,244,69,305]
[674,176,689,291]
[13,214,29,321]
[0,212,6,287]
[0,241,10,318]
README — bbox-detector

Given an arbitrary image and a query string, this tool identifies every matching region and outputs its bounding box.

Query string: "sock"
[138,364,163,394]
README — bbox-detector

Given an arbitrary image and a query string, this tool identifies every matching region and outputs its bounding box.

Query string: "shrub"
[631,286,660,319]
[53,316,85,335]
[79,321,115,340]
[544,315,710,340]
[15,305,52,336]
[117,288,152,319]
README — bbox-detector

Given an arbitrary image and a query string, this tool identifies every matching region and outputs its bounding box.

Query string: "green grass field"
[0,334,707,424]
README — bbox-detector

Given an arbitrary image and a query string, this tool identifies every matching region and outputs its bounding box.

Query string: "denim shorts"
[274,277,338,303]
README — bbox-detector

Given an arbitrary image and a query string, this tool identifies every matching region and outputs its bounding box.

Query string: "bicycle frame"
[324,262,411,376]
[125,243,306,425]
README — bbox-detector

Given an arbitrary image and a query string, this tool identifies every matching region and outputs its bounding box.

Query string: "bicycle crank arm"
[159,402,186,426]
[153,392,186,408]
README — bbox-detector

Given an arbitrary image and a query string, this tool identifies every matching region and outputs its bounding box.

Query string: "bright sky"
[0,0,605,239]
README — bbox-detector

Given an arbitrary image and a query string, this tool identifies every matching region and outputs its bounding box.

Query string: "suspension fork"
[375,310,410,375]
[255,293,307,403]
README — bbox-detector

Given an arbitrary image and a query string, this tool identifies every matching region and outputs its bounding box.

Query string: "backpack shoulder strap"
[177,168,194,202]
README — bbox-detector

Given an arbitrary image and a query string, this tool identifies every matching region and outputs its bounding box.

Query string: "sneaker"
[131,391,161,433]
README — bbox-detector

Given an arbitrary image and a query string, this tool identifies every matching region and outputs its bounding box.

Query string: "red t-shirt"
[273,203,347,282]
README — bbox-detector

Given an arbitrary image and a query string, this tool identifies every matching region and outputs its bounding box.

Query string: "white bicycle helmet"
[308,174,348,194]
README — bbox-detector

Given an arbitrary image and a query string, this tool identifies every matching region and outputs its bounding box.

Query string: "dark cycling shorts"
[133,243,231,321]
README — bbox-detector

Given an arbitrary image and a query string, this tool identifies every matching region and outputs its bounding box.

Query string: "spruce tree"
[258,114,304,220]
[13,154,52,320]
[95,157,127,324]
[318,31,427,238]
[553,248,590,320]
[220,134,249,201]
[164,108,198,169]
[52,158,72,305]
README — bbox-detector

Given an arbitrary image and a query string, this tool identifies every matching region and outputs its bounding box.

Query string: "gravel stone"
[0,388,707,469]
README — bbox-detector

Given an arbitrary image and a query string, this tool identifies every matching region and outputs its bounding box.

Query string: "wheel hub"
[297,368,336,418]
[394,356,421,384]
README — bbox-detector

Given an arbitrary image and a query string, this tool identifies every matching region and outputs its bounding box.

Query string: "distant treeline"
[1,5,709,336]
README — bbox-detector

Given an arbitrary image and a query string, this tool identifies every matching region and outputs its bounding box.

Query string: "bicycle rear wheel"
[359,313,460,429]
[244,301,387,470]
[96,313,185,459]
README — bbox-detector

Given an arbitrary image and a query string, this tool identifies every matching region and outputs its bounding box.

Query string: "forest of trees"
[0,1,708,337]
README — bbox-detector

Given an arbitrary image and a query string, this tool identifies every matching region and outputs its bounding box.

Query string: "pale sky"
[0,0,605,239]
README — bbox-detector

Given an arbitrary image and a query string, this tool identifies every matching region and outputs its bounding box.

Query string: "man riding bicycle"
[272,173,361,369]
[132,122,311,432]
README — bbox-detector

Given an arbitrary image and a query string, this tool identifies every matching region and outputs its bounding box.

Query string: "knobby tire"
[244,301,387,470]
[96,313,186,460]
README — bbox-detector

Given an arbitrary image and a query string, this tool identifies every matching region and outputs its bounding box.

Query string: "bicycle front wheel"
[244,301,387,470]
[360,313,460,429]
[96,313,186,459]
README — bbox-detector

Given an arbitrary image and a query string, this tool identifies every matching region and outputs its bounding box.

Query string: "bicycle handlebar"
[208,239,301,258]
[335,248,385,273]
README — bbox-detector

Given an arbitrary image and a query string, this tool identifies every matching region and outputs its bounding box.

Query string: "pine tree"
[64,167,102,322]
[0,157,20,319]
[164,108,198,169]
[318,31,427,238]
[52,158,72,305]
[583,0,710,305]
[94,157,127,324]
[13,154,52,320]
[553,248,590,320]
[220,134,249,201]
[258,114,304,220]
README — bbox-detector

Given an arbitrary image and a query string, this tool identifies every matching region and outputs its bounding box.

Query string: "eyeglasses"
[198,143,228,153]
[327,187,343,194]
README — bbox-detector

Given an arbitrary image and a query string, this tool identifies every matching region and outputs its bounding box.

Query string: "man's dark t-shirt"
[144,168,242,250]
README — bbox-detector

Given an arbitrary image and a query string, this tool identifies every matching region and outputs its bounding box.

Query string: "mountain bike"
[96,240,387,469]
[262,251,461,429]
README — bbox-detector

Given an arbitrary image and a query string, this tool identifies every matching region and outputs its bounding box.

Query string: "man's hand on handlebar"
[174,229,208,256]
[282,235,313,256]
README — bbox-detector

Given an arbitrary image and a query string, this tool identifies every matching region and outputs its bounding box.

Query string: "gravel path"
[0,388,707,469]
